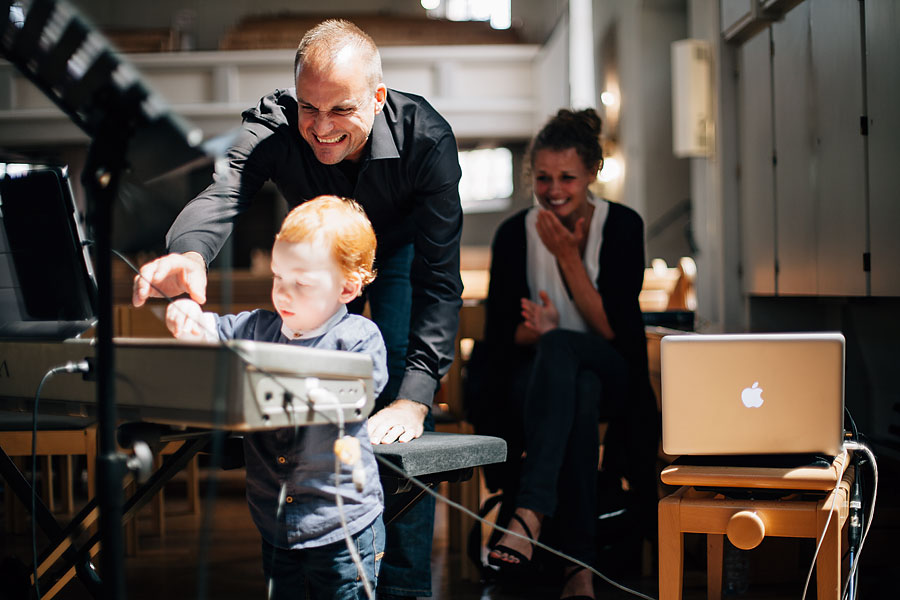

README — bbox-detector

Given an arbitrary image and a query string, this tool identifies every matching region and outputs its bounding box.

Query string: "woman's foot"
[560,565,595,600]
[487,507,542,567]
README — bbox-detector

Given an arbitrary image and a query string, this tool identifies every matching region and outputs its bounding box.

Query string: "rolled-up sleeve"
[398,132,463,406]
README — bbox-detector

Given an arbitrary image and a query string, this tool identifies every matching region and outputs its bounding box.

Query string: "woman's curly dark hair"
[525,108,604,178]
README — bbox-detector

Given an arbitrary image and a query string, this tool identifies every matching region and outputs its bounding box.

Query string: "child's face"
[270,239,353,333]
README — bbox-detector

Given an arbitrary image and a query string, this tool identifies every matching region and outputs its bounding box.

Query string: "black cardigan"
[483,200,650,380]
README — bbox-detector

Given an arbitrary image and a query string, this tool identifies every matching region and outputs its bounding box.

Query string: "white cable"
[802,442,879,600]
[117,249,377,594]
[119,249,641,599]
[800,473,842,600]
[374,454,656,600]
[316,382,374,600]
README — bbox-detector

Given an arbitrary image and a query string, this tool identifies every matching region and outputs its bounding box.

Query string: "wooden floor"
[2,457,896,600]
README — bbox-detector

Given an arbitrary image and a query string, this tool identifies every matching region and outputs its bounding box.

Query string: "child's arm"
[165,298,218,341]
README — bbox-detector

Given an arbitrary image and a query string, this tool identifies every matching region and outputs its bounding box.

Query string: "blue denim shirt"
[213,307,387,549]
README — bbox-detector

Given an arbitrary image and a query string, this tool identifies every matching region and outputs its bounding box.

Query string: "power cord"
[31,360,91,600]
[846,464,862,600]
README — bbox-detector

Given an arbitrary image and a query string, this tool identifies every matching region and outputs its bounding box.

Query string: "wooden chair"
[658,452,853,599]
[640,257,697,313]
[114,303,206,553]
[433,300,487,581]
[0,418,97,532]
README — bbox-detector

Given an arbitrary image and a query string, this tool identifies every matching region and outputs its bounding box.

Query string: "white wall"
[533,12,569,129]
[69,0,564,50]
[593,1,691,267]
[686,0,744,332]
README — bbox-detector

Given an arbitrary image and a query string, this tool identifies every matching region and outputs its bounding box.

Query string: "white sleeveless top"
[525,193,608,332]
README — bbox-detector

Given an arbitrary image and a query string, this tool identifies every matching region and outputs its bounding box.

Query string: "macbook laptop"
[661,332,845,457]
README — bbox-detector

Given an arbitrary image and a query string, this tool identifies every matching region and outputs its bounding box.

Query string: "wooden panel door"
[866,0,900,296]
[738,29,776,295]
[772,3,817,295]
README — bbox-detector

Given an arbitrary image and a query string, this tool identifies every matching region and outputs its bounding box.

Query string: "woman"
[482,109,658,599]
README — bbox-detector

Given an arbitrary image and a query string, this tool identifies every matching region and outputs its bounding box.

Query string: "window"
[422,0,511,30]
[457,147,513,213]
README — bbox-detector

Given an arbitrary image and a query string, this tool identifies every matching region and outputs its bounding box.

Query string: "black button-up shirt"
[167,88,463,406]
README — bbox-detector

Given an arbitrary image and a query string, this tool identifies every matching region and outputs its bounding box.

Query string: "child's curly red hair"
[276,195,377,287]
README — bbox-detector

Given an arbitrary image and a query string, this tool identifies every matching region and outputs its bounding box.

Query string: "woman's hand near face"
[535,209,586,261]
[534,209,616,341]
[520,291,559,335]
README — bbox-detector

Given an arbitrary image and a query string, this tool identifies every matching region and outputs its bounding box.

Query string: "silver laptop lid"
[661,333,845,457]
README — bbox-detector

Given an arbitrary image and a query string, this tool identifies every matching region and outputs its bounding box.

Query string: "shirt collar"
[369,109,400,160]
[280,304,348,341]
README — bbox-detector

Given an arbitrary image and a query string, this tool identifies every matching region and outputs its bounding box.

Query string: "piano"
[0,337,374,429]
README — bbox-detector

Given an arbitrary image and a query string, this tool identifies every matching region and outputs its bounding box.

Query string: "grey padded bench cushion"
[373,431,506,478]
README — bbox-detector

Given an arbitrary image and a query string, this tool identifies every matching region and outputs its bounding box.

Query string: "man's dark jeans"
[351,243,435,598]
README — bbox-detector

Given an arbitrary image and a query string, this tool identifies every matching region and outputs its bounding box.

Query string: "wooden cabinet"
[736,1,894,298]
[738,31,776,295]
[866,2,900,296]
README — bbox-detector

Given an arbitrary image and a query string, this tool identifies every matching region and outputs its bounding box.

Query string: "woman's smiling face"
[531,147,596,228]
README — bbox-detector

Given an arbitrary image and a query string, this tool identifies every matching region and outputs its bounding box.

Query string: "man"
[133,20,462,599]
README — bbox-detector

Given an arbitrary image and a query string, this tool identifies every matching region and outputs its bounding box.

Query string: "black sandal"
[486,512,537,573]
[560,565,594,600]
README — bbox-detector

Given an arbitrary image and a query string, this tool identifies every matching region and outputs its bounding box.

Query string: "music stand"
[1,2,206,598]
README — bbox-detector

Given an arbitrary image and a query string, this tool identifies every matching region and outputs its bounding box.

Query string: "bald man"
[133,20,462,599]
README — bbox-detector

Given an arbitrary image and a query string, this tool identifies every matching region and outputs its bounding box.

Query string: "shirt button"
[285,496,293,504]
[277,456,286,464]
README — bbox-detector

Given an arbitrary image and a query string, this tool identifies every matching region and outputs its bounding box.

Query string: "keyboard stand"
[0,433,211,600]
[2,429,506,599]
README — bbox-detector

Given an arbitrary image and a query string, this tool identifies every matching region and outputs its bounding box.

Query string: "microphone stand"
[82,121,132,600]
[1,4,205,596]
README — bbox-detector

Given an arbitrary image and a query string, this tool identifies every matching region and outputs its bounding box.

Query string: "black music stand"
[1,2,205,598]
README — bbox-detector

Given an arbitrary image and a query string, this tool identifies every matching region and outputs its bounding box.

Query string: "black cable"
[101,244,342,430]
[843,407,862,600]
[31,360,91,600]
[844,406,859,441]
[846,470,862,600]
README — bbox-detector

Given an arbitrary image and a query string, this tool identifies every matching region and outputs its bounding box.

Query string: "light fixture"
[421,0,441,10]
[598,156,622,183]
[600,90,617,107]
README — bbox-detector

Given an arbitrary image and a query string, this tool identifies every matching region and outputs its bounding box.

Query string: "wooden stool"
[658,452,852,599]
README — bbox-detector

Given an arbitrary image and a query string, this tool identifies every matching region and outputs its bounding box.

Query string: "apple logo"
[741,381,764,408]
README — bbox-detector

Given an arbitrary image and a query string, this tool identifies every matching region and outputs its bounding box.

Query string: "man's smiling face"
[296,47,386,165]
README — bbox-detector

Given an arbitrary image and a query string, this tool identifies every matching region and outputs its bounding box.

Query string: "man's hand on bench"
[368,399,429,444]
